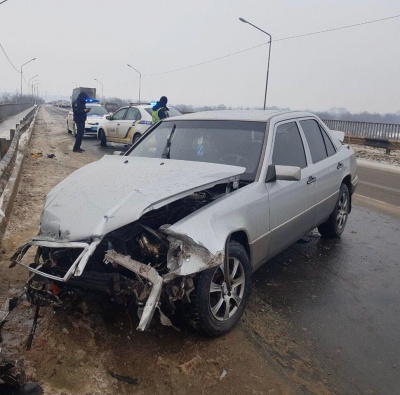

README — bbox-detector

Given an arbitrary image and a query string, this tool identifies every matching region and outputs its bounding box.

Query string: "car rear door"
[266,120,317,258]
[298,118,343,227]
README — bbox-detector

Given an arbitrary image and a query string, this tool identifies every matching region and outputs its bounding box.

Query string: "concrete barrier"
[0,103,34,123]
[0,106,38,241]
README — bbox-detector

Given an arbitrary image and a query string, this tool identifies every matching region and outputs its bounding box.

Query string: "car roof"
[162,110,318,123]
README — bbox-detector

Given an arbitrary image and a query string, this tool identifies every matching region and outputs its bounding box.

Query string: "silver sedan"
[12,110,358,337]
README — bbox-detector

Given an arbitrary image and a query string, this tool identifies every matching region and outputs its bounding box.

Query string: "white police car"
[97,103,181,147]
[67,100,109,137]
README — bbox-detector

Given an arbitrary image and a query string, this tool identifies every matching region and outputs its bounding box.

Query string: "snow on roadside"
[350,143,400,168]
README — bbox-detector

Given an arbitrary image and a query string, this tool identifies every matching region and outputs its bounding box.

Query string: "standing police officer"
[72,92,90,152]
[151,96,169,124]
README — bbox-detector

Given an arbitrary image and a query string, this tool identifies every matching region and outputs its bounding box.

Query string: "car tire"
[318,183,350,238]
[99,129,107,147]
[67,121,72,134]
[188,240,251,337]
[132,133,141,145]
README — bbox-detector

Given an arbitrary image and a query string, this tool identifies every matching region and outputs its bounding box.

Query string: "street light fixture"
[94,78,104,102]
[20,57,36,96]
[127,64,141,104]
[239,17,272,110]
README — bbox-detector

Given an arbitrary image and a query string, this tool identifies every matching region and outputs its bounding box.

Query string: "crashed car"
[12,110,358,336]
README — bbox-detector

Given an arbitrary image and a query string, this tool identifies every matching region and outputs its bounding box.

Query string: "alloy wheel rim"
[208,257,245,321]
[336,192,348,229]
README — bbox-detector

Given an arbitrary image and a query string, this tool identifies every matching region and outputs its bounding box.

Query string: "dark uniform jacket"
[72,94,88,123]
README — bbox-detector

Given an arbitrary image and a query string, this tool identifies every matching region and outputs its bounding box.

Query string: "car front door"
[266,121,317,258]
[106,108,127,138]
[119,107,141,141]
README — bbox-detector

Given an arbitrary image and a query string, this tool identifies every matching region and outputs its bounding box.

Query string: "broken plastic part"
[104,250,163,331]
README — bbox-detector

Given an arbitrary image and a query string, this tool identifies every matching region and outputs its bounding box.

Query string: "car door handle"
[337,162,343,169]
[307,176,316,185]
[117,123,120,126]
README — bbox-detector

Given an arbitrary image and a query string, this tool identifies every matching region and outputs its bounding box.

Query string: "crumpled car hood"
[39,155,244,241]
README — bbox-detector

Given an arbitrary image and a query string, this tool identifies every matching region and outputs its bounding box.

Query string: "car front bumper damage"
[11,234,223,332]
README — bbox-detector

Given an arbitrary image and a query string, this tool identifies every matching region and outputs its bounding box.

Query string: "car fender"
[161,182,269,278]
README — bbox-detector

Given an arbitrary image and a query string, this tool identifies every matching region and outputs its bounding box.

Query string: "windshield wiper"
[161,124,176,159]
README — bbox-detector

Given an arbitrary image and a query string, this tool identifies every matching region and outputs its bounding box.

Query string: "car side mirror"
[106,115,112,120]
[266,164,301,183]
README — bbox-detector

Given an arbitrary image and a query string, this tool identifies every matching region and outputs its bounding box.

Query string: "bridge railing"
[322,119,400,141]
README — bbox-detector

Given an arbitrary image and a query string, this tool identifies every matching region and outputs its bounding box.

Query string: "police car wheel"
[132,133,141,145]
[99,129,107,147]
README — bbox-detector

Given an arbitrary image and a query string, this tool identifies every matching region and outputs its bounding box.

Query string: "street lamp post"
[32,82,39,104]
[94,78,103,102]
[20,57,36,96]
[127,64,141,104]
[28,75,38,101]
[239,18,272,110]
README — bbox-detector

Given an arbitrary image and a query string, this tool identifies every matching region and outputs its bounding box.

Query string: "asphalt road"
[356,160,400,211]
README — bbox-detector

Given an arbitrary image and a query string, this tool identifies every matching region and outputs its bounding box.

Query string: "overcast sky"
[1,0,399,113]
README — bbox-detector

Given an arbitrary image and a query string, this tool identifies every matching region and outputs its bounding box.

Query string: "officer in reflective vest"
[152,96,169,124]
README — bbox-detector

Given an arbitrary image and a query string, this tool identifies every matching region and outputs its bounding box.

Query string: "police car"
[67,100,109,137]
[97,103,181,147]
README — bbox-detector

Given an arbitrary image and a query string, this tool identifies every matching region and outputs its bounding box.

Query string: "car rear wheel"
[189,241,251,336]
[99,129,107,147]
[318,183,350,238]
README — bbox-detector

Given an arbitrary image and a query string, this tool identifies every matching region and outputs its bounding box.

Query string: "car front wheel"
[318,183,350,238]
[189,241,251,336]
[67,120,72,134]
[99,129,107,147]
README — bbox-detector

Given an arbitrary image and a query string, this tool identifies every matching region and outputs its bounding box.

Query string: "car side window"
[112,108,126,120]
[126,107,140,121]
[272,122,307,168]
[320,126,336,156]
[300,119,330,163]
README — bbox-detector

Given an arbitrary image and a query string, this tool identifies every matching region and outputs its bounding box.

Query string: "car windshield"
[88,106,108,116]
[144,107,181,117]
[127,120,266,181]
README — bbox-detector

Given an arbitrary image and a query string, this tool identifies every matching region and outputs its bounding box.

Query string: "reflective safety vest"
[152,106,166,124]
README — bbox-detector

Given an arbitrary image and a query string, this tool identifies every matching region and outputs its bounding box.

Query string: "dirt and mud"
[0,105,397,394]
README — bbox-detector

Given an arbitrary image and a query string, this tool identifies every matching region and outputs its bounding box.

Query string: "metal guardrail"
[322,119,400,141]
[0,107,36,189]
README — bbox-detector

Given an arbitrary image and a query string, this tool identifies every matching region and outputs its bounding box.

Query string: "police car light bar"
[85,99,100,103]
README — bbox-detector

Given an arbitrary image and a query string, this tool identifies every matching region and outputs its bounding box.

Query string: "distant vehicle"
[97,103,181,147]
[71,87,96,103]
[67,102,108,137]
[60,100,71,108]
[12,110,358,336]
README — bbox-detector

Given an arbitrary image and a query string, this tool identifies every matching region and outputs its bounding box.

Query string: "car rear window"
[88,105,108,116]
